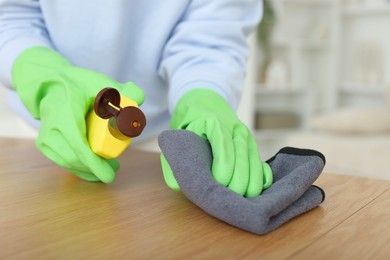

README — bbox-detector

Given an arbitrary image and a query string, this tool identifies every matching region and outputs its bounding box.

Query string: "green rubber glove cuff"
[13,47,72,118]
[170,88,236,130]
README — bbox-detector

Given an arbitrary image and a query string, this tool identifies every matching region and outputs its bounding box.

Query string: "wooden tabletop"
[1,138,389,259]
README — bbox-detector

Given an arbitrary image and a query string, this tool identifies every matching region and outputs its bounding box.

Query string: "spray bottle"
[86,87,146,158]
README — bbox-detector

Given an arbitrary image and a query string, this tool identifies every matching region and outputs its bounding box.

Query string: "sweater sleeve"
[158,0,262,113]
[0,0,53,88]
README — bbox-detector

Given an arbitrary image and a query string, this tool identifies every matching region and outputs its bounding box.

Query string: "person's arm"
[0,0,53,88]
[158,0,273,197]
[0,1,144,183]
[158,0,262,112]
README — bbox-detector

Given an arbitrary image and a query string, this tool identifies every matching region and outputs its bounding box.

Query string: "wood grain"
[290,188,390,260]
[1,138,389,259]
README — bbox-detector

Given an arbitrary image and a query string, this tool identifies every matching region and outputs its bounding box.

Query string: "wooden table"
[1,138,389,259]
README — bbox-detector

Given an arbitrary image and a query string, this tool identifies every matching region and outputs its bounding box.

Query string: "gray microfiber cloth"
[158,130,326,235]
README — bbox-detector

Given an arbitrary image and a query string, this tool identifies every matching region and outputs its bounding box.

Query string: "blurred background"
[1,0,390,180]
[245,0,390,180]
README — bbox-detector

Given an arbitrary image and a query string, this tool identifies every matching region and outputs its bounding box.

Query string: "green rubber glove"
[12,47,145,183]
[160,88,273,197]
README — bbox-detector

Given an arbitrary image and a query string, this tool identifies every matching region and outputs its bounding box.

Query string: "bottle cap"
[94,88,146,138]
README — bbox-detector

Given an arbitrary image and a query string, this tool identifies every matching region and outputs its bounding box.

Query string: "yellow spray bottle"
[86,87,146,159]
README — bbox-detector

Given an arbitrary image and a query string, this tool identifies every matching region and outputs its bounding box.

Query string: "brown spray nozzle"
[94,88,146,139]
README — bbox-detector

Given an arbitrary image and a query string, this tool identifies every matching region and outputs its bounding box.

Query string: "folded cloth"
[158,130,326,235]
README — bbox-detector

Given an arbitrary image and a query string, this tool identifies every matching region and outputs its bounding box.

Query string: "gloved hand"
[12,47,144,183]
[160,88,272,197]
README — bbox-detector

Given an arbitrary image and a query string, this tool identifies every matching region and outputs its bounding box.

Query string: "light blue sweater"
[0,0,262,139]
